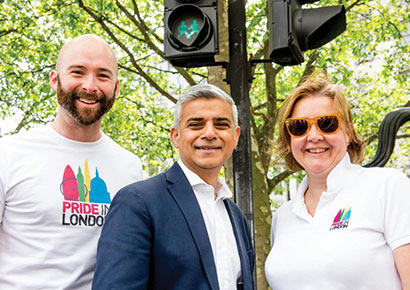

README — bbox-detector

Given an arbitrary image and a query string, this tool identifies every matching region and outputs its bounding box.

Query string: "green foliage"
[0,1,61,131]
[101,86,176,176]
[0,0,408,181]
[0,0,181,175]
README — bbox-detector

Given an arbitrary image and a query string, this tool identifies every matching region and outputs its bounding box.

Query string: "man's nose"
[82,75,98,94]
[202,122,216,139]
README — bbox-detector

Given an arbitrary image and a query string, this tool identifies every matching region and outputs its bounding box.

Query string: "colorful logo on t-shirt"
[60,160,110,203]
[330,206,351,231]
[60,159,111,227]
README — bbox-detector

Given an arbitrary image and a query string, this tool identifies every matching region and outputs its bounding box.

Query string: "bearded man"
[0,34,143,289]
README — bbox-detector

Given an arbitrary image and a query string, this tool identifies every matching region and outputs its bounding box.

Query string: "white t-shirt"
[0,124,143,290]
[265,153,410,290]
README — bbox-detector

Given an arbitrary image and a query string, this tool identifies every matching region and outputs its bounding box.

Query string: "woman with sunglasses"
[265,74,410,290]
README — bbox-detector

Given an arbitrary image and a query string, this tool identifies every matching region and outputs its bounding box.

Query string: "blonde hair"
[276,73,365,171]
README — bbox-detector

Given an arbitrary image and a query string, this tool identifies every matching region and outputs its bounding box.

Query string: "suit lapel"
[166,163,219,290]
[224,199,253,290]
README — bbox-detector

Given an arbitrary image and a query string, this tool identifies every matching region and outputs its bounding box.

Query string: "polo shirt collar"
[292,153,358,219]
[326,152,360,193]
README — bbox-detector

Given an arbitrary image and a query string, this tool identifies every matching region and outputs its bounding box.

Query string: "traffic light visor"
[296,5,346,51]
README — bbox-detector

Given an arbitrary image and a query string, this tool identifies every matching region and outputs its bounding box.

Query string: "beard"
[56,77,116,125]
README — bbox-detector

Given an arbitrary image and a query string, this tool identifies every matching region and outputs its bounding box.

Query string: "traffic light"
[164,0,218,68]
[268,0,346,66]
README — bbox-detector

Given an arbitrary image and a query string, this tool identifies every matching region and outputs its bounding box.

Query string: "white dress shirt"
[178,160,241,290]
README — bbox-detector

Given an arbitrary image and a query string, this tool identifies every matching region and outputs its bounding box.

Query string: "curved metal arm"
[364,107,410,168]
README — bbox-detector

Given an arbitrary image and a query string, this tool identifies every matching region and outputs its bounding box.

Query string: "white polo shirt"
[178,160,241,290]
[265,154,410,290]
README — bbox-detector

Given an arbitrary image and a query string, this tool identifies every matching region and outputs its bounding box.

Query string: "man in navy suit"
[92,84,255,290]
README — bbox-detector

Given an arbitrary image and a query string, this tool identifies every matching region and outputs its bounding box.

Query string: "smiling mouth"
[306,148,328,154]
[77,98,99,105]
[195,146,222,150]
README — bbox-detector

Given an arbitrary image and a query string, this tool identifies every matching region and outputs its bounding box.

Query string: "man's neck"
[200,174,219,190]
[178,160,220,190]
[52,109,103,142]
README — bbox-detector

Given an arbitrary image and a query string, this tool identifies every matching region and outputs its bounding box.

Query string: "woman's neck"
[304,176,328,217]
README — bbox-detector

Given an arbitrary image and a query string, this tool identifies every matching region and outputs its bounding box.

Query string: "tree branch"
[346,0,365,12]
[0,28,19,38]
[130,0,162,43]
[103,17,146,43]
[115,0,163,56]
[10,109,35,134]
[368,4,403,38]
[365,103,410,145]
[298,50,318,85]
[115,1,196,85]
[268,169,296,194]
[77,0,178,103]
[119,96,171,132]
[250,103,267,122]
[397,133,410,139]
[365,132,378,146]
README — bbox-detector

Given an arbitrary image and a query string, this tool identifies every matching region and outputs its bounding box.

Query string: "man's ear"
[50,70,58,92]
[114,79,120,99]
[234,126,241,147]
[170,127,179,149]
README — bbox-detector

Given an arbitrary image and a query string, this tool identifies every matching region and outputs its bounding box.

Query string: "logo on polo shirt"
[330,206,351,231]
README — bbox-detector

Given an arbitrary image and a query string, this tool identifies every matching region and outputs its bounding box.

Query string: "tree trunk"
[251,127,271,289]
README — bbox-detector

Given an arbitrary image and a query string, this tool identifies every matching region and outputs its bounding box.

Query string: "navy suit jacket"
[93,162,255,290]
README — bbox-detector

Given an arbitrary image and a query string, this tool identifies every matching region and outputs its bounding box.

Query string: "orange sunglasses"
[285,113,342,138]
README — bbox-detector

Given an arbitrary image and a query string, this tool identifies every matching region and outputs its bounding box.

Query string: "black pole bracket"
[364,107,410,168]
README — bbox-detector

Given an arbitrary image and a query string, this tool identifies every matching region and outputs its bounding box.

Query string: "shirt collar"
[177,159,232,200]
[326,152,360,193]
[292,153,360,217]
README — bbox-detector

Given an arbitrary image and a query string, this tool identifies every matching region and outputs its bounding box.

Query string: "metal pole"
[227,0,255,248]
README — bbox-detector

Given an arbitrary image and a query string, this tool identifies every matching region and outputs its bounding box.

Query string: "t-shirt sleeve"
[382,170,410,250]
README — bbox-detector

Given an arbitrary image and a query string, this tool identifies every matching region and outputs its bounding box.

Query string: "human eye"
[215,123,230,129]
[98,73,111,80]
[70,70,83,76]
[187,122,203,129]
[214,119,231,129]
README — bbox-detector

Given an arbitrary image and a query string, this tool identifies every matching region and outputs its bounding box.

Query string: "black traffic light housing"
[268,0,346,66]
[164,0,218,67]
